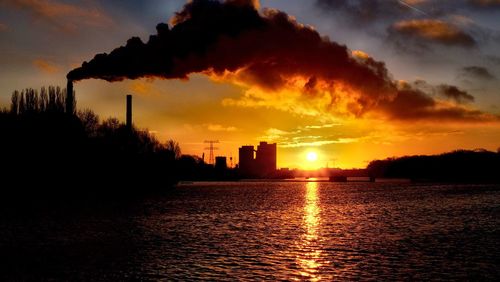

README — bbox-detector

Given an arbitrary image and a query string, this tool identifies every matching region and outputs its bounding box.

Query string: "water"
[1,182,499,280]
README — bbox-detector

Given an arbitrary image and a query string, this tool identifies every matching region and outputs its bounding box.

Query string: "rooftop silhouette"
[238,141,277,178]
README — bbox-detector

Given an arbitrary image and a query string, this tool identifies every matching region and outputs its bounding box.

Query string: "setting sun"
[306,151,318,162]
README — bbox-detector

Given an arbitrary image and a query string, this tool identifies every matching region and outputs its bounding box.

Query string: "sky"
[1,0,500,169]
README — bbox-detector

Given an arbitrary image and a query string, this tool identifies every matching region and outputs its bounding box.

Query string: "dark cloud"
[315,0,500,52]
[315,0,466,26]
[0,22,8,32]
[0,0,112,33]
[468,0,500,8]
[69,0,496,122]
[315,0,406,26]
[485,55,500,66]
[437,84,475,103]
[410,80,475,104]
[389,19,476,48]
[316,0,500,21]
[460,66,496,80]
[381,85,491,122]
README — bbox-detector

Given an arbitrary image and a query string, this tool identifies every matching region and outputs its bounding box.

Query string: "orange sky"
[1,0,500,169]
[61,75,499,170]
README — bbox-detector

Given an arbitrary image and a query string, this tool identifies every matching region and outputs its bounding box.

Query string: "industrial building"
[238,142,277,178]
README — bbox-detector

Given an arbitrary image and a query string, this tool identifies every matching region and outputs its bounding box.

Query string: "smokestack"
[126,94,132,130]
[66,79,74,115]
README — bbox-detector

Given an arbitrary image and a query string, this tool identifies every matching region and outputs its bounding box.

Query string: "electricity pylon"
[204,140,219,165]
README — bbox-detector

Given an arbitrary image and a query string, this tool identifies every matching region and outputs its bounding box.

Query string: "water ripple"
[1,182,499,280]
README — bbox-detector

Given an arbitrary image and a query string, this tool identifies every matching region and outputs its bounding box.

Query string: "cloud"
[280,139,358,148]
[69,0,495,123]
[389,19,476,48]
[1,0,112,33]
[258,126,359,148]
[468,0,500,8]
[128,79,164,96]
[485,55,500,66]
[33,59,60,74]
[379,83,494,122]
[258,128,294,141]
[437,84,475,103]
[315,0,419,26]
[206,124,237,132]
[460,66,496,80]
[304,123,340,129]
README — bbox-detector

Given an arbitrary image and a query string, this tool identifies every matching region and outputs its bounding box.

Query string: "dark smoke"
[68,0,496,122]
[67,0,265,81]
[438,84,475,104]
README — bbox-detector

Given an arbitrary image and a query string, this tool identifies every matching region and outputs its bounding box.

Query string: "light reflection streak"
[296,181,325,281]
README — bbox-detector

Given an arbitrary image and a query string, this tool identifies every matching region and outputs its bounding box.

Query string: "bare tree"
[100,117,122,136]
[165,139,181,159]
[10,90,19,115]
[39,87,48,112]
[48,86,56,112]
[19,91,25,114]
[77,109,99,137]
[55,86,65,113]
[24,88,39,113]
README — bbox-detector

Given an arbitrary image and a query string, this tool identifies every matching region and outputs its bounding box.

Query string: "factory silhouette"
[239,142,277,178]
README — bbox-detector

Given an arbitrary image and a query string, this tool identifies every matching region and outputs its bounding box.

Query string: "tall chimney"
[126,94,132,130]
[66,79,74,115]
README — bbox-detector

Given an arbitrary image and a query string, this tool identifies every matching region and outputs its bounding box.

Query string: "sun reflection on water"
[296,181,326,281]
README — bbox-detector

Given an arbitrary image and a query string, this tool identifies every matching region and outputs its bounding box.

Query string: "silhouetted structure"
[66,79,74,115]
[204,140,219,165]
[329,175,348,182]
[256,142,277,177]
[215,156,227,170]
[1,85,181,199]
[238,142,277,178]
[239,145,255,177]
[126,94,132,130]
[367,149,500,182]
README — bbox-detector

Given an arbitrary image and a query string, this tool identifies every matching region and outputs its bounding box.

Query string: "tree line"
[9,86,74,115]
[367,149,500,182]
[0,86,190,197]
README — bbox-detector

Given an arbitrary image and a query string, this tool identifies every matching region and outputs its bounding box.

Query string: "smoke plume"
[67,0,496,122]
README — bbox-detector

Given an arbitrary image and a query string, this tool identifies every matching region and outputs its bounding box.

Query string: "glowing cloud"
[390,19,476,48]
[33,59,60,74]
[1,0,112,32]
[68,0,497,123]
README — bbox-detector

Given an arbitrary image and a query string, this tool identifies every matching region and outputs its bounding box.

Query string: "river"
[1,182,499,280]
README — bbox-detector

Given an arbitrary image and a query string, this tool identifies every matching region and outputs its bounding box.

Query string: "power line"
[204,140,219,165]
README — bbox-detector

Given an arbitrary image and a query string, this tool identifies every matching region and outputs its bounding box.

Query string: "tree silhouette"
[18,91,25,114]
[40,87,48,112]
[10,90,19,115]
[165,139,181,160]
[1,84,244,193]
[78,109,99,137]
[367,149,500,182]
[9,86,70,115]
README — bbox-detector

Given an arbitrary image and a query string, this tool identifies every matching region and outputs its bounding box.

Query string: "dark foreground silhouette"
[2,86,499,203]
[367,149,500,183]
[1,87,186,201]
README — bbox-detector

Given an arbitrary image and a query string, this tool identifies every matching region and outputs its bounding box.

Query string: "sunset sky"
[1,0,500,169]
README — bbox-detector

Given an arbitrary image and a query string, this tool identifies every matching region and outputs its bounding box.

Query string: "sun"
[306,151,318,162]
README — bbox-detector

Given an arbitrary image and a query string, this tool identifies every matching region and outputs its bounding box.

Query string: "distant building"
[239,145,256,177]
[238,141,277,178]
[256,142,277,177]
[215,156,227,170]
